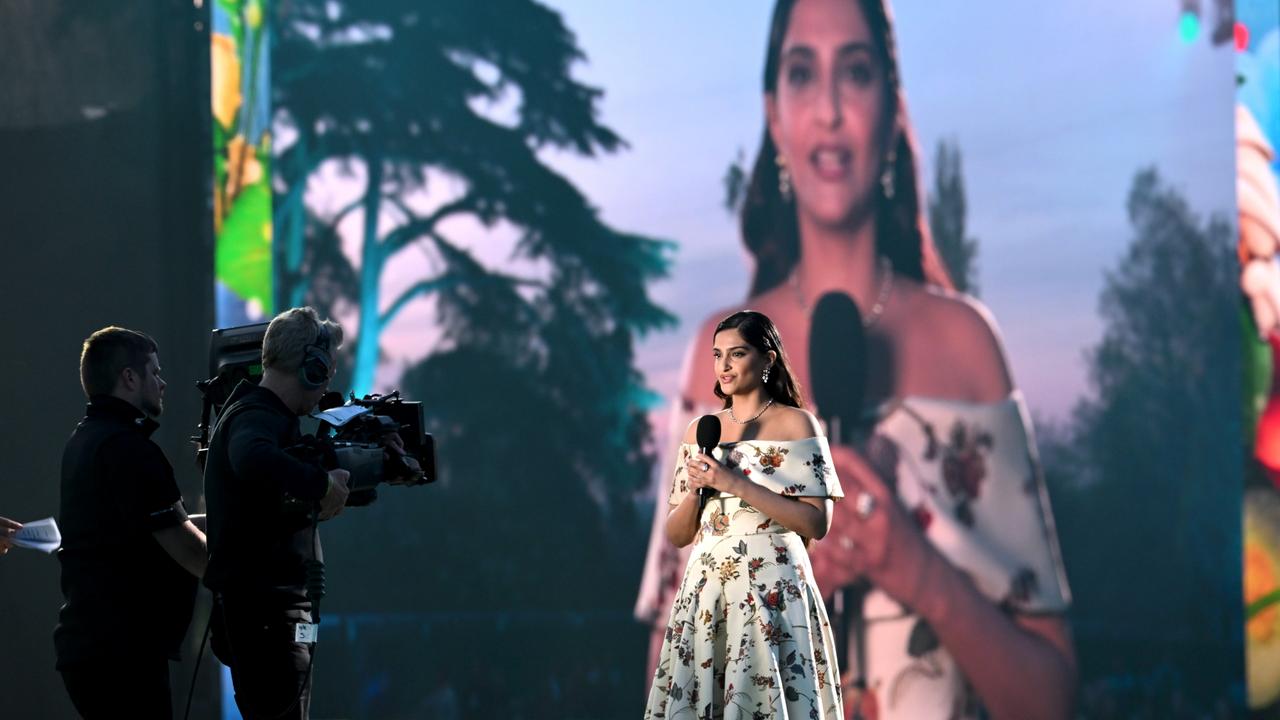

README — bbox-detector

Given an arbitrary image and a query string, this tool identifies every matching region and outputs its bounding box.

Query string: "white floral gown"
[644,437,845,720]
[844,392,1072,720]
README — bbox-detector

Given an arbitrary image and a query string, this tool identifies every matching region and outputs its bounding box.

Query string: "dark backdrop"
[0,1,215,717]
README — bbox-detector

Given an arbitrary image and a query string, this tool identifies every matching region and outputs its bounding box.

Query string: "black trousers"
[211,595,313,720]
[60,655,172,719]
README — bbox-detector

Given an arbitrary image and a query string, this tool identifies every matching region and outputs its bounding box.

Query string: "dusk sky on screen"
[357,0,1235,426]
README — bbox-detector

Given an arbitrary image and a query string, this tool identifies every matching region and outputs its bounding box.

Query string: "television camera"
[191,322,437,506]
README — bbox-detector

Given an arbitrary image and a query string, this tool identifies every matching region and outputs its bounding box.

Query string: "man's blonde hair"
[262,307,344,374]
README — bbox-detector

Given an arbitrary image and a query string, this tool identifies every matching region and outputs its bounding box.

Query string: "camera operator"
[203,307,350,720]
[55,327,207,718]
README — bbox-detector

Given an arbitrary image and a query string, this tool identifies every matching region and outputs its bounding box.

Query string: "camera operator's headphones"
[298,322,332,390]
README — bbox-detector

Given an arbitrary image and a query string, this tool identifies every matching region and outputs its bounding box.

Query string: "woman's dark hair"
[741,0,953,296]
[712,310,804,409]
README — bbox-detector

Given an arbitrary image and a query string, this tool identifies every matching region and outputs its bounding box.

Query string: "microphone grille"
[809,292,866,438]
[695,414,722,450]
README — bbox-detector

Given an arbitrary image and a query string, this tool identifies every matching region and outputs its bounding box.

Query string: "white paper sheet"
[11,516,61,553]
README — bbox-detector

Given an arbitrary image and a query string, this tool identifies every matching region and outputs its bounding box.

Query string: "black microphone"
[808,291,872,693]
[809,292,866,444]
[695,414,722,504]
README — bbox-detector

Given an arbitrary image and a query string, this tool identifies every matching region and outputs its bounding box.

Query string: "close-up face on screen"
[0,0,1274,718]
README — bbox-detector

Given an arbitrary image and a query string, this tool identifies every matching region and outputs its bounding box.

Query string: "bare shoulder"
[744,281,797,316]
[765,404,824,441]
[680,412,711,445]
[892,281,1013,401]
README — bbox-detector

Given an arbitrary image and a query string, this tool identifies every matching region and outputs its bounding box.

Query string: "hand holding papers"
[8,517,62,554]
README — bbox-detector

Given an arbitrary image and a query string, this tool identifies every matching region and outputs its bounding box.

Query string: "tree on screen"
[928,139,980,295]
[272,0,673,394]
[1039,168,1240,712]
[271,0,673,615]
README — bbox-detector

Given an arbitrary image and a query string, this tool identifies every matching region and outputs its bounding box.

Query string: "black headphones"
[298,322,332,390]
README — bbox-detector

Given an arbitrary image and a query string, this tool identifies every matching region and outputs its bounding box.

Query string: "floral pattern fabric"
[847,392,1072,720]
[645,437,845,720]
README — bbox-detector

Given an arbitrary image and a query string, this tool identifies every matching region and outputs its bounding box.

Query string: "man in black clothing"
[56,327,208,719]
[204,307,350,720]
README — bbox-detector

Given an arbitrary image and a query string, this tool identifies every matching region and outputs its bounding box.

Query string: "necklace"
[790,256,894,328]
[728,398,774,425]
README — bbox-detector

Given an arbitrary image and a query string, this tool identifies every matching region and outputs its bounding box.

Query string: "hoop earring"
[776,154,792,202]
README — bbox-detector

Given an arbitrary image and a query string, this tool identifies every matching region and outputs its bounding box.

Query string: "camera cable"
[181,508,324,720]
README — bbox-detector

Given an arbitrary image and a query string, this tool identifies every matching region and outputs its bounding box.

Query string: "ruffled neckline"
[680,436,829,449]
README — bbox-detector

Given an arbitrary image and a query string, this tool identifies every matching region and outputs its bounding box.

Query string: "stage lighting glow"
[1179,11,1200,43]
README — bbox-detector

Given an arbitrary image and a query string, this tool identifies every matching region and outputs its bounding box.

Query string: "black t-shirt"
[203,382,328,613]
[54,395,197,668]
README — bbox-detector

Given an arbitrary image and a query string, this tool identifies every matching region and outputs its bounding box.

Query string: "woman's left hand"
[810,444,945,612]
[685,453,742,497]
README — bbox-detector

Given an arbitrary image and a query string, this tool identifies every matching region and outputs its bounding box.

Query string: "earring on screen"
[777,154,792,202]
[880,153,896,200]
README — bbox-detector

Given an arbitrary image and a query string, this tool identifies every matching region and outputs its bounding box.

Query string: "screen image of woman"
[637,0,1076,718]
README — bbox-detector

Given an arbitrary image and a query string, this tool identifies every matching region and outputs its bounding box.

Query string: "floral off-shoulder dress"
[644,437,846,720]
[843,392,1072,720]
